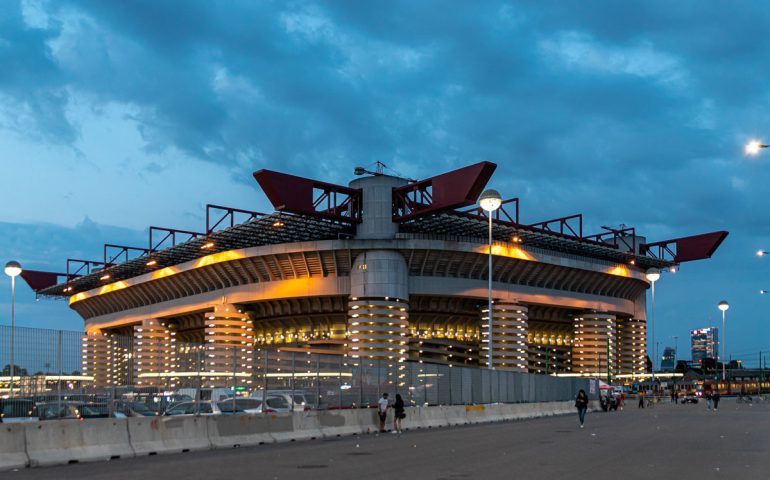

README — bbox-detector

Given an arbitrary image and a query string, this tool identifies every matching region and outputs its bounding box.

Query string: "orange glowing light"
[146,259,158,267]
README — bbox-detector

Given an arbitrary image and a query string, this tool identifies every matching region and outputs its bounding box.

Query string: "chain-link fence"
[0,325,591,421]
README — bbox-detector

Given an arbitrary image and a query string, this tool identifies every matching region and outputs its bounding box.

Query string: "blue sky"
[1,1,769,366]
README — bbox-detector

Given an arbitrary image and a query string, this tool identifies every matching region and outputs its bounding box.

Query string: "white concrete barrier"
[207,414,273,448]
[128,416,209,456]
[411,406,450,428]
[443,405,469,427]
[25,418,133,467]
[0,423,29,471]
[267,413,297,442]
[317,409,366,437]
[290,411,323,441]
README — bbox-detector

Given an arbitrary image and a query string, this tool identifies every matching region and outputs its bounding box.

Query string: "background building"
[691,327,719,364]
[661,346,676,371]
[20,162,726,387]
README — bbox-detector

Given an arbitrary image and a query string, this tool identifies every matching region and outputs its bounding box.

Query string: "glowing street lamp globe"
[746,140,767,156]
[645,268,660,283]
[718,300,729,312]
[4,261,22,278]
[479,189,502,212]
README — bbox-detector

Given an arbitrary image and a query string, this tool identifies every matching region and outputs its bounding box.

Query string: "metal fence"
[0,325,591,418]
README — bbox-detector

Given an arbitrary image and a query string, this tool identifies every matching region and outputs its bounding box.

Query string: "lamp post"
[745,140,768,155]
[761,290,768,295]
[4,261,22,397]
[718,300,729,382]
[479,189,502,370]
[645,268,660,384]
[757,250,769,257]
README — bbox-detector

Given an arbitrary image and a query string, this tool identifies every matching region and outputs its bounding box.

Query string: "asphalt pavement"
[8,398,770,480]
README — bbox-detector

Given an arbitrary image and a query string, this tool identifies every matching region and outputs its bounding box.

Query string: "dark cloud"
[2,1,770,354]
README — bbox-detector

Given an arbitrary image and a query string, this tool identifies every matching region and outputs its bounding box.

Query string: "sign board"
[589,379,596,395]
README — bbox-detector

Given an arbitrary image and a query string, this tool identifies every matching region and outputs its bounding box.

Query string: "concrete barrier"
[411,406,449,429]
[443,405,469,427]
[0,423,29,471]
[128,416,209,456]
[207,414,273,448]
[464,404,487,424]
[267,413,297,442]
[291,411,323,441]
[26,418,133,467]
[317,410,366,437]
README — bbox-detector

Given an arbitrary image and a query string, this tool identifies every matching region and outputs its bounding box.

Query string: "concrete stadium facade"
[29,162,726,388]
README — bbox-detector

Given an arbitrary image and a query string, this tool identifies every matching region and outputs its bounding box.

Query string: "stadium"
[21,162,727,388]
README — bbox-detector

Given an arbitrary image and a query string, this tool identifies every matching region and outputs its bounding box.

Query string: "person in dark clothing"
[638,390,645,408]
[393,394,405,433]
[713,392,721,411]
[575,389,588,428]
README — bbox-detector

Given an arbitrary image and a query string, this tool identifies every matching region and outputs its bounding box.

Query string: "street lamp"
[718,300,729,382]
[757,250,768,257]
[761,289,768,295]
[480,189,502,370]
[645,268,660,383]
[4,261,22,397]
[745,140,768,156]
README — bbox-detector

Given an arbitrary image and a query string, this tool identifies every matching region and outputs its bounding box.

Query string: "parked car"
[126,393,191,415]
[163,401,222,416]
[0,399,38,423]
[218,398,269,414]
[681,394,699,404]
[176,388,233,402]
[250,390,309,412]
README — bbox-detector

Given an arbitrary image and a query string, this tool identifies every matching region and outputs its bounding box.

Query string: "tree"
[1,364,28,376]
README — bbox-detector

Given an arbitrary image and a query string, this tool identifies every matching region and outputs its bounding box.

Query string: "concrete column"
[481,302,528,371]
[573,312,616,377]
[349,175,408,239]
[617,318,646,376]
[349,250,409,361]
[203,304,254,388]
[133,319,170,387]
[81,331,110,388]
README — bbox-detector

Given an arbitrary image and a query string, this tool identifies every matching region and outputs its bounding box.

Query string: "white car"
[163,401,222,416]
[251,390,311,412]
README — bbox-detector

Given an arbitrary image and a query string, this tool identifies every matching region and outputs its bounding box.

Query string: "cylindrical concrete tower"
[573,312,616,377]
[349,174,409,239]
[481,302,529,371]
[203,304,254,388]
[616,318,646,375]
[348,250,409,361]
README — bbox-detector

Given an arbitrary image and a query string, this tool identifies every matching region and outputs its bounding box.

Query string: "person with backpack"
[575,389,589,428]
[393,394,405,434]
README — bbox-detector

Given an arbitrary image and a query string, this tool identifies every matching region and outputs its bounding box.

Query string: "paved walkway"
[9,398,770,480]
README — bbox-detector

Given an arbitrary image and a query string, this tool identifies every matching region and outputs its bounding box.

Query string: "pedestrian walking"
[378,393,389,432]
[393,394,405,434]
[575,389,588,428]
[706,392,712,410]
[713,391,720,411]
[637,390,645,409]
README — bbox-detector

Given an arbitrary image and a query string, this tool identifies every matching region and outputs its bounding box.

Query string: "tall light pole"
[479,189,502,370]
[757,250,769,257]
[646,268,660,383]
[718,300,729,382]
[4,261,22,397]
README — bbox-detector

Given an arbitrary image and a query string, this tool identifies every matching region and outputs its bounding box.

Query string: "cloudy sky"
[1,1,769,366]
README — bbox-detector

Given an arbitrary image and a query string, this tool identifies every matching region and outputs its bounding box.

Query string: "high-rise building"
[691,327,718,364]
[661,346,676,371]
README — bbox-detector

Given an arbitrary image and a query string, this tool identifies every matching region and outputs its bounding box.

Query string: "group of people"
[377,393,406,434]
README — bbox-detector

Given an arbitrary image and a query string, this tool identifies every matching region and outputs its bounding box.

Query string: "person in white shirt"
[377,393,389,432]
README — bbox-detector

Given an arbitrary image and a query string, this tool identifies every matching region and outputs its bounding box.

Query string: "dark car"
[0,399,37,423]
[681,394,699,404]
